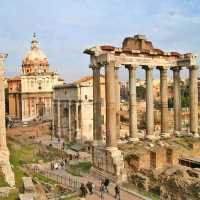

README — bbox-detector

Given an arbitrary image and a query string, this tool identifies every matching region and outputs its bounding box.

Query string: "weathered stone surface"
[22,177,35,193]
[0,53,15,187]
[131,173,150,191]
[19,193,35,200]
[0,187,11,198]
[92,145,127,182]
[159,166,200,200]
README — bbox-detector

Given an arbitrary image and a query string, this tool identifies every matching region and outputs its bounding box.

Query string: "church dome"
[22,33,49,75]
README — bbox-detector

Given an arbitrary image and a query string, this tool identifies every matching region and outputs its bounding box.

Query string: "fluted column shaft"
[189,65,198,134]
[105,61,117,148]
[57,99,61,137]
[75,102,80,140]
[115,67,120,139]
[127,65,138,139]
[144,66,154,136]
[159,67,169,133]
[0,65,7,148]
[173,67,181,131]
[68,101,71,141]
[92,65,102,141]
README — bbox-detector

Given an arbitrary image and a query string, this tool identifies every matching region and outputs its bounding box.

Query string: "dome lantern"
[22,34,49,75]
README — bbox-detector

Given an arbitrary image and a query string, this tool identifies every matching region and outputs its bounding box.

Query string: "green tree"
[136,85,146,100]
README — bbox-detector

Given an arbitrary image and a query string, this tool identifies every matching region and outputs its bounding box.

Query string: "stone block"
[22,177,35,193]
[92,145,127,182]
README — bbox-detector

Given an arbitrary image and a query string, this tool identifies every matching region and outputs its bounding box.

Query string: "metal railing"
[39,170,82,190]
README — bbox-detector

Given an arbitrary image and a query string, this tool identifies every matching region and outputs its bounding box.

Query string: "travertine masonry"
[0,53,15,187]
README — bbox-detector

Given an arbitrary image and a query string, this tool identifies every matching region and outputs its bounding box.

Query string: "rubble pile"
[159,166,200,200]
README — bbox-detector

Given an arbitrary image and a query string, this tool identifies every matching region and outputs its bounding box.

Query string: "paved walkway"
[43,168,143,200]
[36,136,147,200]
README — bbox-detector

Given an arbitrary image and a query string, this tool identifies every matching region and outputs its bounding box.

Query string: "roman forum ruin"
[84,34,199,181]
[0,53,15,187]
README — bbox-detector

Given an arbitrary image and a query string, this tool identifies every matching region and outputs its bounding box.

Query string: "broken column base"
[92,145,127,182]
[160,132,171,139]
[193,133,199,138]
[0,147,15,187]
[146,134,159,141]
[129,137,139,143]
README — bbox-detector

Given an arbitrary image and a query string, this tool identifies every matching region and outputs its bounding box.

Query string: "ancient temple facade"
[8,34,64,121]
[84,34,199,182]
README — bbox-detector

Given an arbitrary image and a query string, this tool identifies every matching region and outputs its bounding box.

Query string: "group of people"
[100,179,120,199]
[80,178,121,199]
[80,181,95,197]
[50,158,68,170]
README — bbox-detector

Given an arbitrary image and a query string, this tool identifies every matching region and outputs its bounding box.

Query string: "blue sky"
[1,0,200,81]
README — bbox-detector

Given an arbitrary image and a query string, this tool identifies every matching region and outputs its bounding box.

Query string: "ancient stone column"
[144,66,155,138]
[91,64,102,142]
[189,65,199,136]
[127,65,138,141]
[159,67,169,135]
[57,98,61,137]
[172,67,181,132]
[75,101,80,140]
[68,101,71,141]
[0,53,15,186]
[105,61,117,148]
[115,66,120,139]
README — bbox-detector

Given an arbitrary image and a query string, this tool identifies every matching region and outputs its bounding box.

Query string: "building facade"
[53,76,105,142]
[8,34,64,121]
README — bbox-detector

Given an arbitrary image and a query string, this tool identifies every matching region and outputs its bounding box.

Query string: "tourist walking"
[104,178,110,193]
[86,181,93,194]
[100,181,105,199]
[80,183,87,198]
[115,184,120,200]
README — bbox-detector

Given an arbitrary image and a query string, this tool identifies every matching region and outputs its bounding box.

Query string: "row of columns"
[92,63,199,148]
[56,99,80,140]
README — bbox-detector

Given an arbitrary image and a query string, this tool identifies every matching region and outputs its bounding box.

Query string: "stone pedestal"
[92,145,127,182]
[0,54,15,187]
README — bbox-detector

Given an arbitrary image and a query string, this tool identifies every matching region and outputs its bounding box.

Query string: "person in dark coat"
[80,183,87,197]
[115,184,120,200]
[86,181,93,194]
[104,178,110,193]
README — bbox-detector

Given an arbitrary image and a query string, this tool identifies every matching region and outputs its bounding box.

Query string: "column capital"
[187,65,199,70]
[89,63,101,70]
[105,60,116,67]
[0,53,7,76]
[156,66,168,71]
[142,65,154,71]
[170,66,182,71]
[125,64,137,70]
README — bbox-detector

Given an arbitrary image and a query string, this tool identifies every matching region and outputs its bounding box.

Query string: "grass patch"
[13,167,27,192]
[0,190,18,200]
[0,170,9,187]
[8,143,41,167]
[68,161,92,176]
